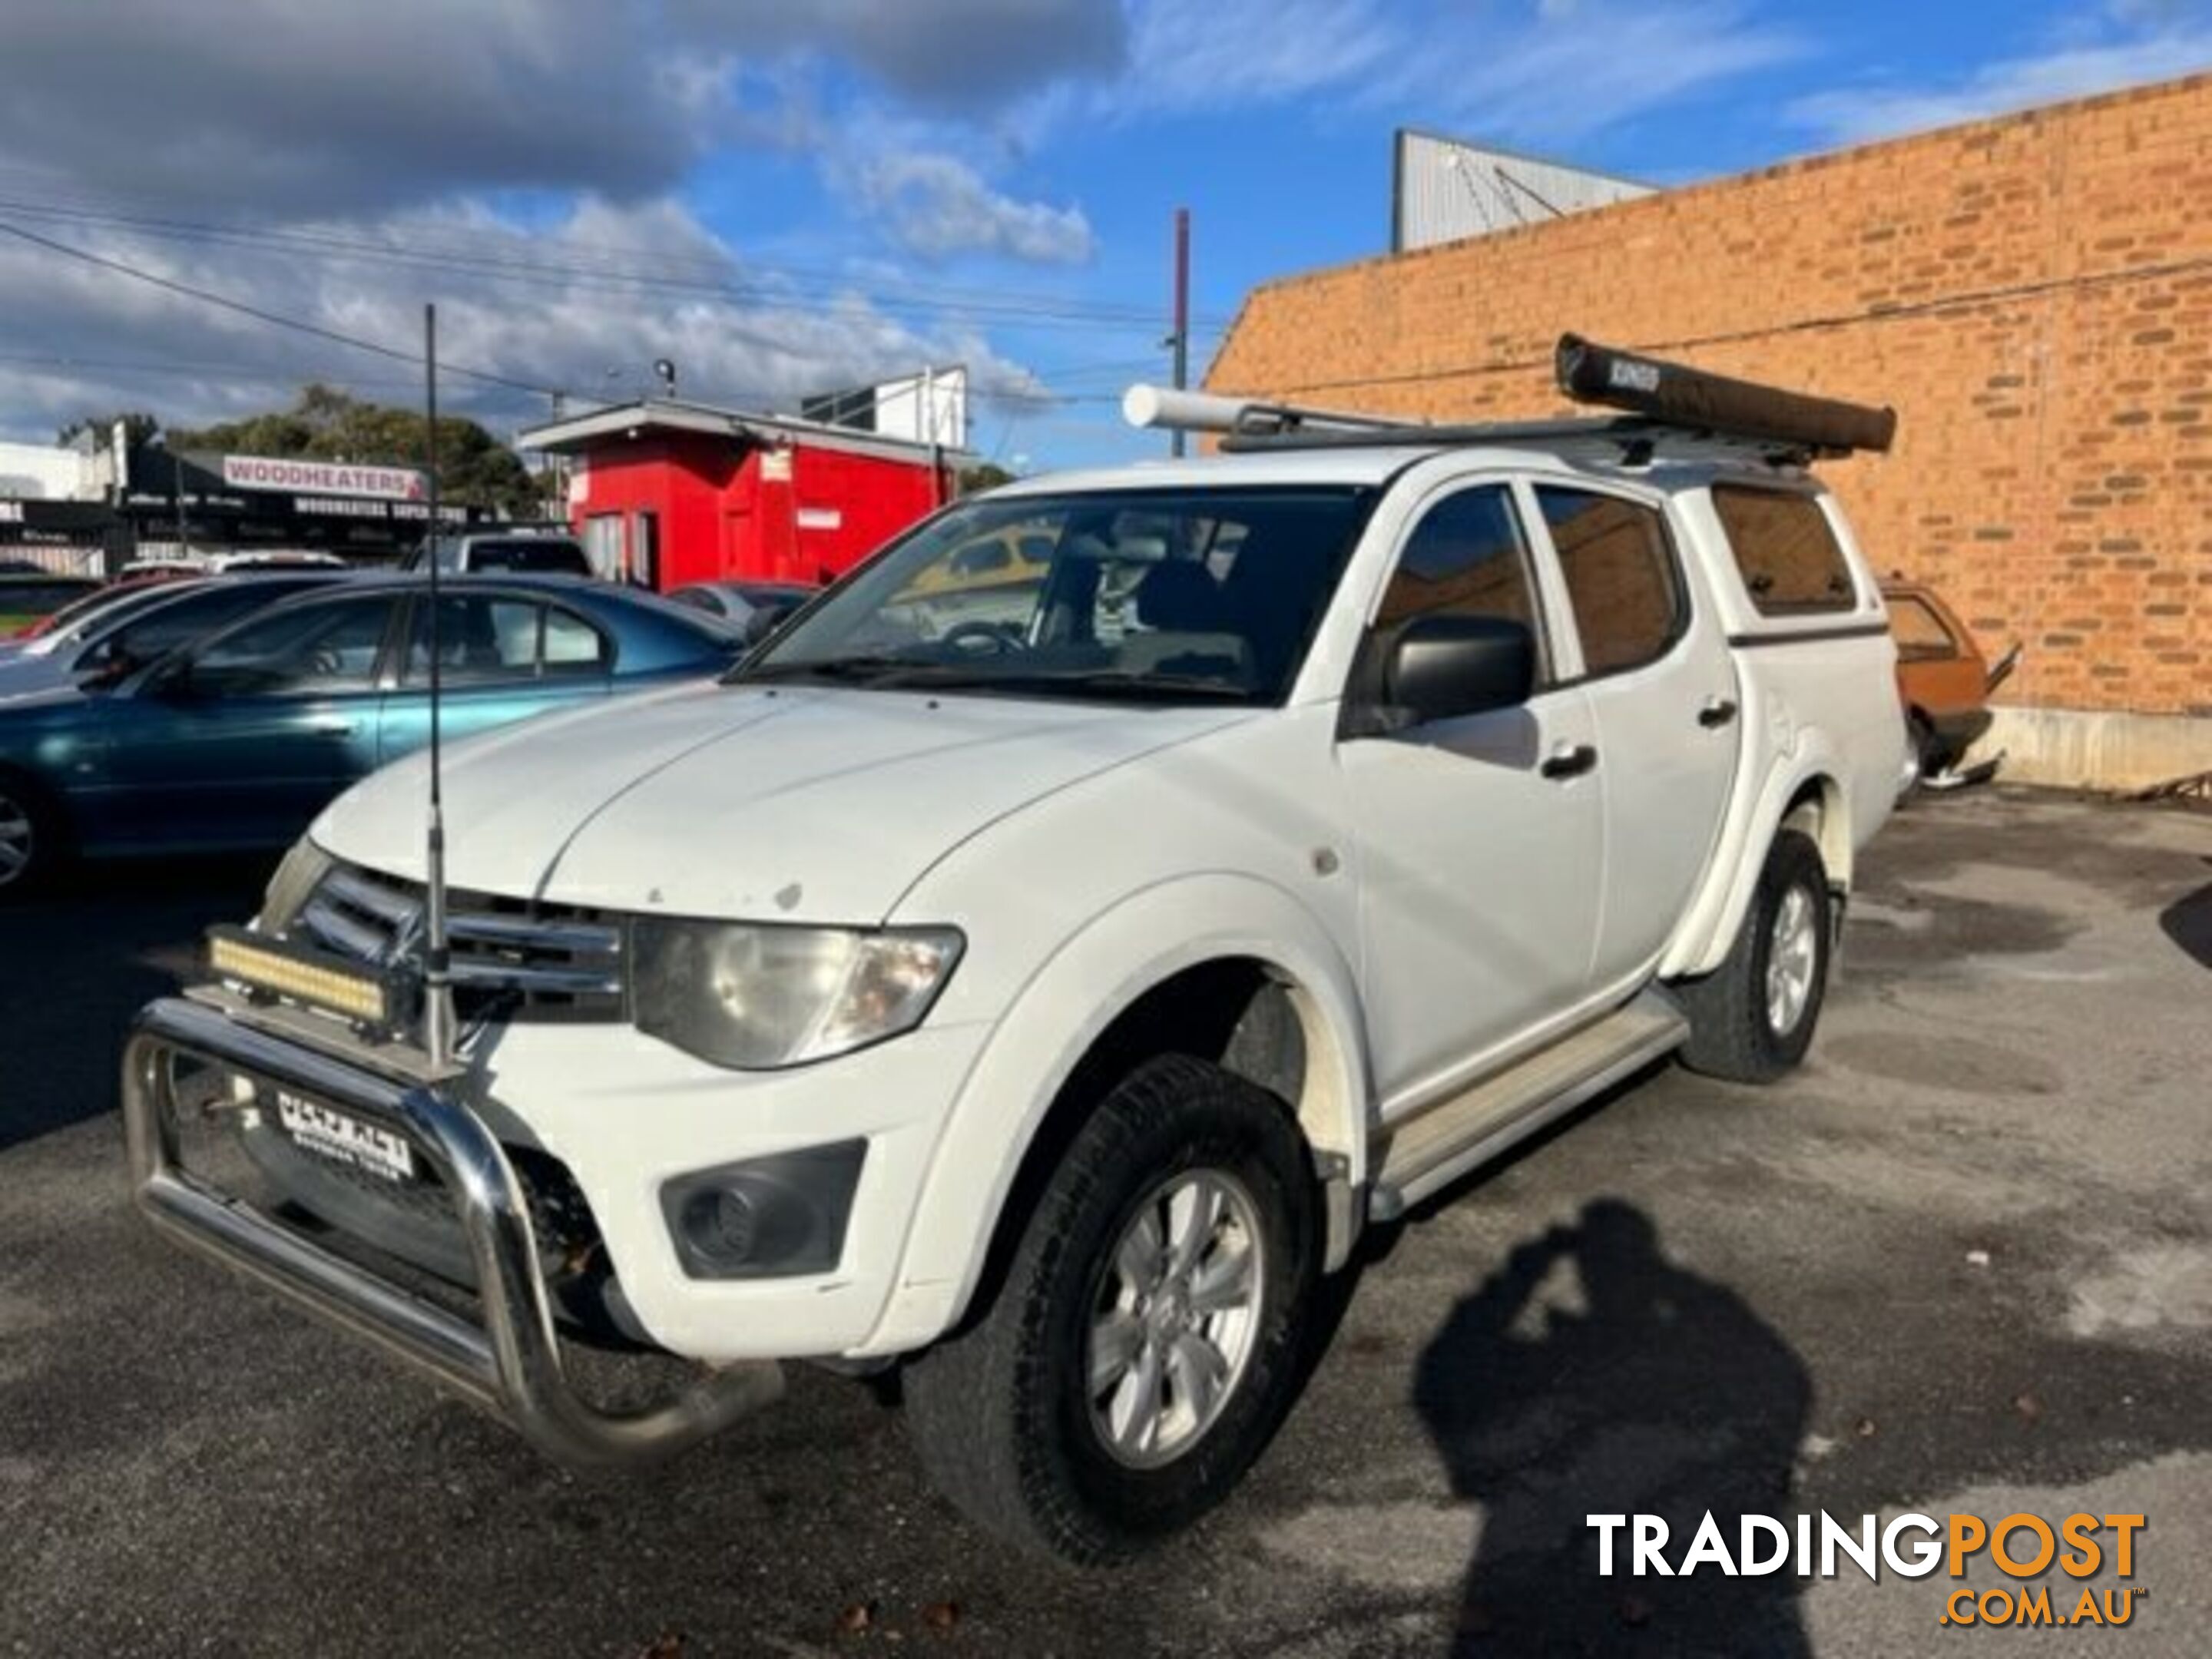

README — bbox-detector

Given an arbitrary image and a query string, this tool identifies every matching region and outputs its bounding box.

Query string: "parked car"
[0,574,340,703]
[407,530,593,578]
[121,338,1903,1563]
[1881,578,2017,793]
[123,551,351,576]
[0,571,101,636]
[0,575,741,893]
[1,570,200,653]
[667,580,816,642]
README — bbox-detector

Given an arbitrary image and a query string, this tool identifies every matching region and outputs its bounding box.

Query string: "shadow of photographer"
[1414,1199,1811,1655]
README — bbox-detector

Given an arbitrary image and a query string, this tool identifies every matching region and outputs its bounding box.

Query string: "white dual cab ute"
[125,336,1905,1562]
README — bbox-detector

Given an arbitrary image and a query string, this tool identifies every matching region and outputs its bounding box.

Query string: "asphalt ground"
[2,788,2209,1657]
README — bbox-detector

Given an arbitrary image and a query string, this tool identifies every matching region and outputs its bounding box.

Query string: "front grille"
[292,863,624,1022]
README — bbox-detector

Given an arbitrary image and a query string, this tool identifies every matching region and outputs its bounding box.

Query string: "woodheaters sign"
[220,454,427,502]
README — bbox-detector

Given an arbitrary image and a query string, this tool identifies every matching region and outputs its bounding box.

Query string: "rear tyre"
[0,771,65,899]
[902,1055,1320,1564]
[1675,828,1831,1084]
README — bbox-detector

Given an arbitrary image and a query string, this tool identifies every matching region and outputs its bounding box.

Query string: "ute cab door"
[1333,477,1605,1111]
[376,591,616,766]
[1525,482,1739,988]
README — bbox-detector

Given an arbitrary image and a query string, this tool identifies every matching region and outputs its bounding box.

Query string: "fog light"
[662,1141,867,1280]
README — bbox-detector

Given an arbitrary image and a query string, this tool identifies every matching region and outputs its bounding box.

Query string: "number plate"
[274,1091,416,1183]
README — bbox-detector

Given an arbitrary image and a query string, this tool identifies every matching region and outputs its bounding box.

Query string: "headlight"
[631,920,964,1070]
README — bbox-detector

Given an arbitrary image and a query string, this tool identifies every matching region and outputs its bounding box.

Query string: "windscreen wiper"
[735,658,1256,700]
[975,670,1257,700]
[729,654,924,685]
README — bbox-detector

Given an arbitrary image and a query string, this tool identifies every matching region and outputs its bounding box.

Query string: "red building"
[518,399,955,591]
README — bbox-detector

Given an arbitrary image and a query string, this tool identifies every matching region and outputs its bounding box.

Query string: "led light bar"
[206,926,401,1029]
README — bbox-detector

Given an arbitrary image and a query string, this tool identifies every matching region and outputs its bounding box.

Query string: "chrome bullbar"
[121,993,782,1469]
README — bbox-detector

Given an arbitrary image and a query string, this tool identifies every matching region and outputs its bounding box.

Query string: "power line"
[0,349,1144,449]
[0,193,1233,333]
[0,217,1167,442]
[0,347,432,392]
[0,217,557,398]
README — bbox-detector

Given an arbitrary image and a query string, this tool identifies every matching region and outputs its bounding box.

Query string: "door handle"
[1697,697,1739,729]
[1541,742,1598,780]
[306,717,357,737]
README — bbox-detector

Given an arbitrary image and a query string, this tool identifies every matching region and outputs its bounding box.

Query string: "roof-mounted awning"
[1127,333,1897,468]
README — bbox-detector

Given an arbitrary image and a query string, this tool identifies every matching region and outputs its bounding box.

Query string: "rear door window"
[402,596,611,682]
[1536,487,1684,677]
[1712,487,1858,614]
[541,607,612,674]
[469,540,591,575]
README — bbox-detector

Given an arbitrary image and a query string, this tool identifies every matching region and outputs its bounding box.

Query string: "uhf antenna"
[422,303,456,1067]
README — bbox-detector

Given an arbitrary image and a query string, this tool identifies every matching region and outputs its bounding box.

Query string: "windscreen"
[744,486,1374,704]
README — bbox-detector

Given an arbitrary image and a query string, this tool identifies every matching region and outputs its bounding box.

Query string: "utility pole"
[171,450,188,553]
[1168,207,1190,459]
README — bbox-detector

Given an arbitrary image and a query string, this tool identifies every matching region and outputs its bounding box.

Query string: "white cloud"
[1789,5,2212,144]
[0,197,1046,443]
[663,0,1123,109]
[0,0,708,217]
[1103,0,1805,144]
[1414,3,1806,141]
[1117,0,1399,111]
[852,154,1096,263]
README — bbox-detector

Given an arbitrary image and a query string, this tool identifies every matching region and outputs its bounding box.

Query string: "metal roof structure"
[1392,127,1654,253]
[517,398,971,466]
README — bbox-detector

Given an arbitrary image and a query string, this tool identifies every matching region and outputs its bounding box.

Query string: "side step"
[1369,992,1687,1221]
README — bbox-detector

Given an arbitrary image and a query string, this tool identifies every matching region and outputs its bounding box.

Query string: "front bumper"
[121,992,783,1469]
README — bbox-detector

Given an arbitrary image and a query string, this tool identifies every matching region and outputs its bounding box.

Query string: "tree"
[959,461,1016,495]
[57,411,160,449]
[168,385,539,517]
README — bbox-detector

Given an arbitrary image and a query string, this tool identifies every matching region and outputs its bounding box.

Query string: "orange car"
[1882,578,2018,789]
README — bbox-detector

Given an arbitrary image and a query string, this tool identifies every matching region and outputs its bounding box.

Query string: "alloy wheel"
[1765,884,1819,1036]
[1086,1168,1265,1469]
[0,793,32,889]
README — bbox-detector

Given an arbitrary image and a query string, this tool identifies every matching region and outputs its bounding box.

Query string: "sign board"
[220,454,427,502]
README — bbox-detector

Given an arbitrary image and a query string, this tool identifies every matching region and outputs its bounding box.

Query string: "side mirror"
[76,641,131,689]
[1382,614,1536,727]
[741,600,799,646]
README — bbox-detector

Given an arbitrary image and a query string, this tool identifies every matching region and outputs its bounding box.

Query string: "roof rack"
[1121,333,1896,468]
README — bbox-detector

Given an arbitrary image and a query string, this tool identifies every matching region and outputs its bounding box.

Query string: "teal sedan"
[0,575,741,894]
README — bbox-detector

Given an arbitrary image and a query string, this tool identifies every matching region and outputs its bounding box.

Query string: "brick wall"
[1208,74,2212,720]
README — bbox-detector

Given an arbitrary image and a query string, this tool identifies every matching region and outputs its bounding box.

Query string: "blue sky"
[0,0,2207,468]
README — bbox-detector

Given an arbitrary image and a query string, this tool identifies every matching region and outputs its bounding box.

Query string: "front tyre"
[1676,828,1833,1084]
[0,772,64,899]
[903,1055,1319,1563]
